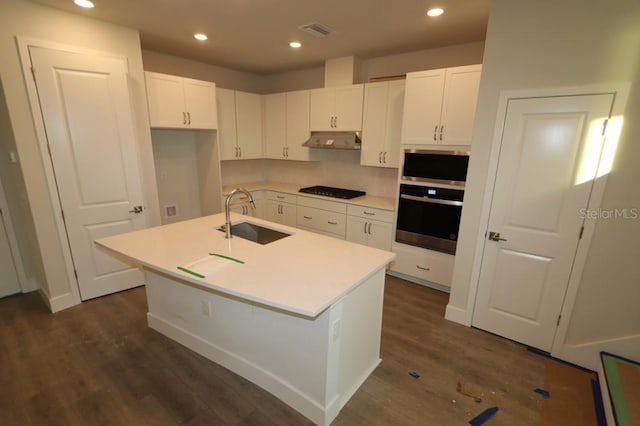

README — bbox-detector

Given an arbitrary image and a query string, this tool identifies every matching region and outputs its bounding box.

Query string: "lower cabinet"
[223,190,264,219]
[389,242,454,287]
[296,196,347,239]
[265,191,296,226]
[345,205,394,251]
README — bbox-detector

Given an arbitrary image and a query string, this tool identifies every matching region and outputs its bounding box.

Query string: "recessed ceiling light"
[74,0,95,8]
[289,41,302,49]
[194,33,208,41]
[427,8,444,17]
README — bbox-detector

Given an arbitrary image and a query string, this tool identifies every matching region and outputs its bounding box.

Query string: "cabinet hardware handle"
[363,211,375,216]
[282,147,286,158]
[238,146,242,157]
[183,112,187,125]
[433,125,438,141]
[416,265,431,271]
[277,195,285,199]
[379,152,383,164]
[303,215,312,220]
[367,222,372,234]
[128,205,143,214]
[278,204,282,215]
[334,116,338,128]
[285,147,289,158]
[187,112,191,125]
[364,222,367,234]
[328,221,337,225]
[383,151,387,164]
[439,125,444,141]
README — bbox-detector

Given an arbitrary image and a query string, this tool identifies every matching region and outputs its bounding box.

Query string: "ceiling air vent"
[299,22,335,38]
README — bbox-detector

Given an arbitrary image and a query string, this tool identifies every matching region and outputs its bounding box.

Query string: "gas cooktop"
[298,185,366,200]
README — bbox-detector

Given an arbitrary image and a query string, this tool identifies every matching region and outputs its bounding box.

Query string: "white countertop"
[96,213,395,318]
[222,181,396,211]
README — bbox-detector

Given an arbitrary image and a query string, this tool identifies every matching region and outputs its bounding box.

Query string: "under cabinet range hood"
[302,131,361,150]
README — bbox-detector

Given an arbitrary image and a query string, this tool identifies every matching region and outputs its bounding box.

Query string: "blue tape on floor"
[469,406,498,426]
[591,378,607,426]
[534,388,550,398]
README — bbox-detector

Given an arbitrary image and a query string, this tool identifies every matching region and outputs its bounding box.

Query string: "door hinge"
[30,66,36,82]
[602,119,609,136]
[579,225,584,239]
[557,314,562,326]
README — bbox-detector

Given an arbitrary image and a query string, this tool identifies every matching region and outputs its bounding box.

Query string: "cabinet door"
[264,93,286,159]
[360,82,388,167]
[216,88,238,160]
[309,88,334,130]
[382,80,405,167]
[183,78,217,129]
[286,90,312,161]
[367,220,393,251]
[346,215,369,245]
[334,84,364,130]
[401,69,445,144]
[145,72,186,128]
[439,65,482,146]
[266,200,296,226]
[280,202,297,227]
[235,91,263,159]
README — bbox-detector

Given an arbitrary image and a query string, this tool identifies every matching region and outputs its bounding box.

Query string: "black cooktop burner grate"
[298,185,366,200]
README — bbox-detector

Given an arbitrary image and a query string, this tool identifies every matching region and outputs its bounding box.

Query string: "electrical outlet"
[200,300,211,317]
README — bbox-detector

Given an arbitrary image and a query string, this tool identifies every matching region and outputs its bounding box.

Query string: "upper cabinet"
[264,90,316,161]
[145,71,217,129]
[217,88,263,160]
[401,64,482,146]
[309,85,364,131]
[360,80,405,168]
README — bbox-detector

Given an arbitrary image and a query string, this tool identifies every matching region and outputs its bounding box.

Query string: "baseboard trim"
[444,304,468,325]
[48,291,80,313]
[147,313,328,425]
[558,333,640,371]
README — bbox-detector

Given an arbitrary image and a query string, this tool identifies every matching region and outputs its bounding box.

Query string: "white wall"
[0,0,159,303]
[447,0,640,364]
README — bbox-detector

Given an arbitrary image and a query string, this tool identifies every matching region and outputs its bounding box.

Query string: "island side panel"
[143,269,333,424]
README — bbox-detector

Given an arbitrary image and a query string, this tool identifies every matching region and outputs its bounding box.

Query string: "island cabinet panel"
[401,64,481,146]
[144,267,386,426]
[145,71,217,129]
[309,85,364,131]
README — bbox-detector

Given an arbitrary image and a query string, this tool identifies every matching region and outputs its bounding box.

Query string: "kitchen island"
[96,213,395,425]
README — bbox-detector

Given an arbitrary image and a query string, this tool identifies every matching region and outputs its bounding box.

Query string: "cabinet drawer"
[266,191,296,204]
[297,195,346,214]
[297,206,346,237]
[347,205,394,223]
[390,243,454,287]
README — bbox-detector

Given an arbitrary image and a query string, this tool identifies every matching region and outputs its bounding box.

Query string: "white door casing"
[29,46,146,301]
[472,94,614,351]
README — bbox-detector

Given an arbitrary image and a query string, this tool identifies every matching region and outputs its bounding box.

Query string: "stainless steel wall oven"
[396,149,469,254]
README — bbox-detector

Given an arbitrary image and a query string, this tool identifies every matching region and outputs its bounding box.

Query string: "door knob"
[128,205,143,214]
[488,231,507,242]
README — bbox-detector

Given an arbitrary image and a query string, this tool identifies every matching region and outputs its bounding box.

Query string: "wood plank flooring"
[0,275,570,425]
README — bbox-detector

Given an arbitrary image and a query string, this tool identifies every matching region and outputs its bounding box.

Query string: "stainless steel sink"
[218,221,291,245]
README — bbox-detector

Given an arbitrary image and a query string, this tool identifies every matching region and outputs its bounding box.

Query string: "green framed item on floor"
[601,351,640,426]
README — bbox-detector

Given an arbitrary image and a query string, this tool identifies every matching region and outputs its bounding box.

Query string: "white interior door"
[473,94,614,351]
[30,46,146,301]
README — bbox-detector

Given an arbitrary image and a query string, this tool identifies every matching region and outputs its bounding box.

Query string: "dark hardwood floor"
[0,275,550,425]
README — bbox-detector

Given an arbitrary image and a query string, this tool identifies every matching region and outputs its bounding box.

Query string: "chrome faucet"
[224,188,256,239]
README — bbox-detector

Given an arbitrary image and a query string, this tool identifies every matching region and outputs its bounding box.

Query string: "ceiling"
[28,0,489,74]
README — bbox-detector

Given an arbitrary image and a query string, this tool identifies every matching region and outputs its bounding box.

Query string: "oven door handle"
[400,194,463,207]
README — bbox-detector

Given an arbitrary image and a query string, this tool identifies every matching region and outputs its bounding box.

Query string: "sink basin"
[218,221,291,245]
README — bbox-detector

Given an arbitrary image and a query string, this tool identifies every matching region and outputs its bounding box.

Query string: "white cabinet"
[223,190,264,219]
[145,71,217,129]
[390,242,455,287]
[265,191,296,227]
[296,196,347,238]
[360,80,405,168]
[401,64,481,146]
[217,88,263,160]
[264,91,315,161]
[309,85,364,131]
[346,205,394,251]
